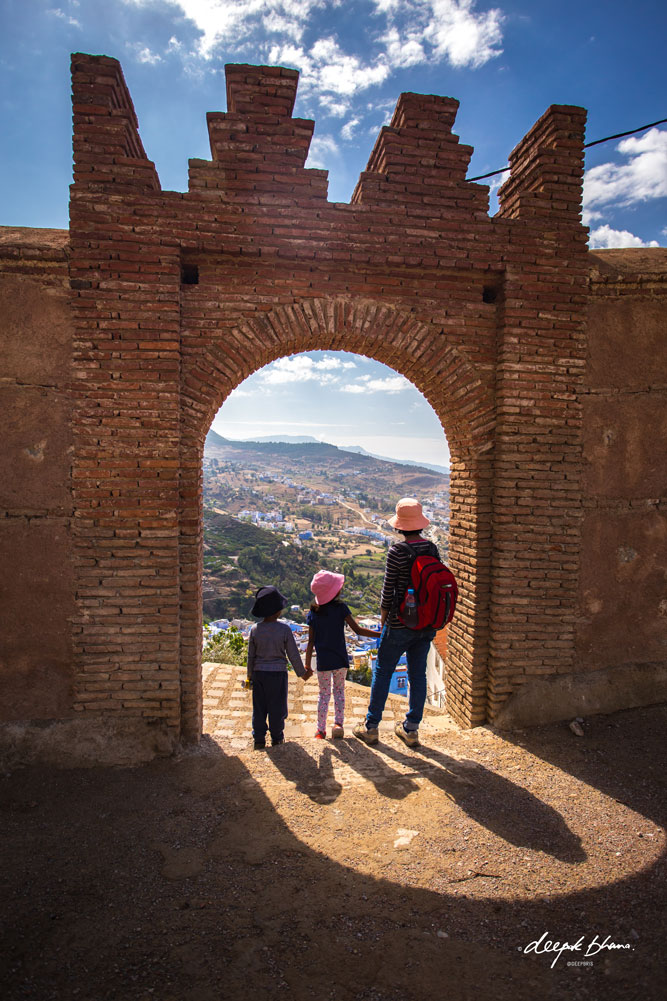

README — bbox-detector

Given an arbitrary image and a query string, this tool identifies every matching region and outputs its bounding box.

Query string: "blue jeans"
[366,623,436,731]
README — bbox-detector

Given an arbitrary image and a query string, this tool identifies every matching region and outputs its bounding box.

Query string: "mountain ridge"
[205,430,450,477]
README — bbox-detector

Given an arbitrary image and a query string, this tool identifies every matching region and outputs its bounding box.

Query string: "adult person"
[353,497,438,748]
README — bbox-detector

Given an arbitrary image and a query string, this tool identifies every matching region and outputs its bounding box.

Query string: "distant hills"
[337,444,450,476]
[206,430,450,476]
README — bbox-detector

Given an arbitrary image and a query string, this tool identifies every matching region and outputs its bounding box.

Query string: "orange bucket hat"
[387,497,430,532]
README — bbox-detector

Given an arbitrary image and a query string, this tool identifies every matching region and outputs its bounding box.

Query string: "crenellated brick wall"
[1,54,665,765]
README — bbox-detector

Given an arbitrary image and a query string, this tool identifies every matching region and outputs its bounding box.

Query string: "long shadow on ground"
[0,704,664,1001]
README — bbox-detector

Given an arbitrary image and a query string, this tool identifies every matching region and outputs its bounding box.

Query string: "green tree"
[203,626,248,666]
[348,661,372,687]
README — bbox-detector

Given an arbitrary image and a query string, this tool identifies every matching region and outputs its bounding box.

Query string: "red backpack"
[396,542,458,631]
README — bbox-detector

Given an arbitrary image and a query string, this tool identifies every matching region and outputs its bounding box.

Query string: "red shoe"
[314,730,326,739]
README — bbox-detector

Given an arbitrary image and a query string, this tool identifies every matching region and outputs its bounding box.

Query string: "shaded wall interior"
[577,249,667,672]
[0,231,76,720]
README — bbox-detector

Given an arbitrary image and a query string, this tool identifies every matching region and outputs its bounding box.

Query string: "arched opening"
[202,349,452,726]
[178,298,496,742]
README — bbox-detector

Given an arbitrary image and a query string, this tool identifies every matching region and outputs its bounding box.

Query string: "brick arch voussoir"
[186,298,495,457]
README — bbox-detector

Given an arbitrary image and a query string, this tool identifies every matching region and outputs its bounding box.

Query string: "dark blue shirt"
[307,600,351,671]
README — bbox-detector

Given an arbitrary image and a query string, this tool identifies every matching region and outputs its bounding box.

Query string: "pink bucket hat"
[310,570,345,606]
[388,497,430,532]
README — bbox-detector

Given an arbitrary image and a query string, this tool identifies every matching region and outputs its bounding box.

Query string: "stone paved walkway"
[202,661,456,751]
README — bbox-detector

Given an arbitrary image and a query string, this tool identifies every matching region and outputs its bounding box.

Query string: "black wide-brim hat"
[251,585,288,619]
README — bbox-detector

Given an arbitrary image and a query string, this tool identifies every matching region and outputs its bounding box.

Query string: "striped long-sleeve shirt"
[380,537,440,628]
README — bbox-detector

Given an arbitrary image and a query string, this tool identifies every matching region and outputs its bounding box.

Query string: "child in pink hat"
[306,570,381,739]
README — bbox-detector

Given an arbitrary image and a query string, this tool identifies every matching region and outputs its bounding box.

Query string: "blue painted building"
[369,653,408,697]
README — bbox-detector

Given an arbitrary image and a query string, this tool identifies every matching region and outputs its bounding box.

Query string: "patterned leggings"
[316,667,347,731]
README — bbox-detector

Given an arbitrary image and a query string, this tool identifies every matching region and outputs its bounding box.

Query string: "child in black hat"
[247,586,312,749]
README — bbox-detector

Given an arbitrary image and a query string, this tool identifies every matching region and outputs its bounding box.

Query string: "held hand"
[303,667,314,681]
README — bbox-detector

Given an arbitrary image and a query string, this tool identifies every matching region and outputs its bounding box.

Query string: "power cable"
[467,116,667,183]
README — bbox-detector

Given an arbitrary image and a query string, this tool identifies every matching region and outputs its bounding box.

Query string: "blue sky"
[210,351,452,467]
[1,0,666,466]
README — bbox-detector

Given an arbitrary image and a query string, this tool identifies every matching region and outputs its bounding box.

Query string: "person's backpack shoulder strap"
[397,539,440,560]
[395,540,417,563]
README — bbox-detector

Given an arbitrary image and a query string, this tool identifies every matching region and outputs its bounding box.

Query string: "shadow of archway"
[1,707,664,1001]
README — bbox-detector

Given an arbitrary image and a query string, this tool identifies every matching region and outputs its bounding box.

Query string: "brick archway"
[177,298,496,738]
[66,54,589,754]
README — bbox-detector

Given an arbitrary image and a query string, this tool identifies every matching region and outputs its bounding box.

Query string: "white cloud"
[259,354,355,385]
[342,375,410,394]
[319,95,352,117]
[123,0,503,117]
[262,10,307,41]
[589,225,660,250]
[380,26,427,67]
[341,118,360,141]
[488,169,509,192]
[317,356,356,370]
[305,134,340,169]
[47,7,81,27]
[267,41,313,73]
[309,37,391,96]
[366,97,397,112]
[268,39,389,103]
[123,0,321,57]
[583,128,667,212]
[425,0,504,68]
[582,207,603,226]
[374,0,503,70]
[132,45,163,65]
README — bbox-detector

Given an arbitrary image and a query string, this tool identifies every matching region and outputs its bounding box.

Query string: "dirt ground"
[0,690,665,1001]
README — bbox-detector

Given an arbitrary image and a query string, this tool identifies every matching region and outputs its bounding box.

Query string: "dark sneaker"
[353,723,379,745]
[394,721,419,747]
[271,736,285,746]
[331,724,344,739]
[253,740,266,750]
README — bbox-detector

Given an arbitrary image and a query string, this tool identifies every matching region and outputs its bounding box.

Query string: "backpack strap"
[395,541,418,564]
[396,540,439,561]
[390,542,419,615]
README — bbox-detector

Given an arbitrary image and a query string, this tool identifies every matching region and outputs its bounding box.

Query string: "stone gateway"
[1,54,665,765]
